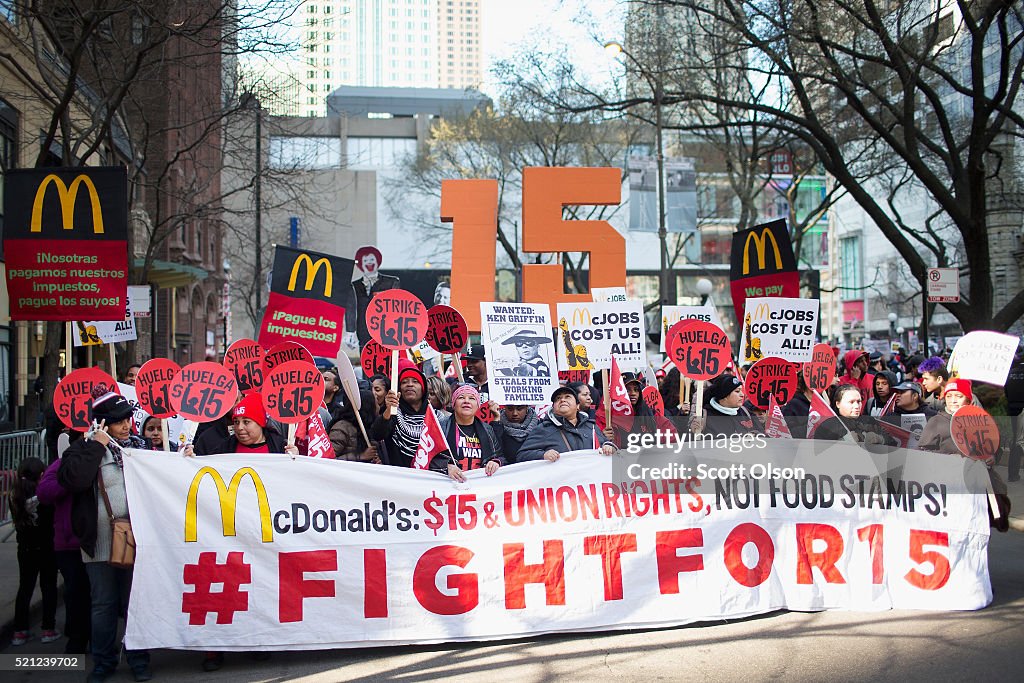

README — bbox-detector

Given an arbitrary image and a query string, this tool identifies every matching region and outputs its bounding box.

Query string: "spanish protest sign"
[729,220,799,325]
[555,301,646,371]
[479,302,559,405]
[257,246,354,357]
[53,367,119,431]
[738,297,819,364]
[947,331,1019,386]
[660,304,723,352]
[123,441,991,651]
[3,167,128,321]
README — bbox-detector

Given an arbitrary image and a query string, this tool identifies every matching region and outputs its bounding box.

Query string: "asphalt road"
[5,530,1023,683]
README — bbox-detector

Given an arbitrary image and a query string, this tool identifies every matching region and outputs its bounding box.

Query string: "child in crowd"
[9,456,60,646]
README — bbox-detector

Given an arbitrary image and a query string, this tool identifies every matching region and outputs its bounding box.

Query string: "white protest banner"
[660,304,723,352]
[739,297,819,364]
[947,331,1019,386]
[73,290,138,347]
[591,287,628,303]
[123,440,991,651]
[479,302,559,405]
[555,301,646,371]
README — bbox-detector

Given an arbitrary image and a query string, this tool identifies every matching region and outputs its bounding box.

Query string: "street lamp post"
[696,277,713,305]
[606,28,673,308]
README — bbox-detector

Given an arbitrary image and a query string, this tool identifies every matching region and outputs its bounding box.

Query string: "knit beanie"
[451,384,480,405]
[232,392,267,427]
[91,385,133,423]
[942,378,973,404]
[397,358,426,393]
[708,374,743,403]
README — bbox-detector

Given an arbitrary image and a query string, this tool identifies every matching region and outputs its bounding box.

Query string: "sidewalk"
[1,466,1022,644]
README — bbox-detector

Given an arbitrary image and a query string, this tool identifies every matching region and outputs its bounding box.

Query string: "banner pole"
[390,349,400,416]
[693,380,704,418]
[87,345,93,369]
[108,344,117,381]
[287,422,297,447]
[603,368,611,420]
[65,322,73,373]
[161,418,170,452]
[453,353,464,382]
[353,410,372,449]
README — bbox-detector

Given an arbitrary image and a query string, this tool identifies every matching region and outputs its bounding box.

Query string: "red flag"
[806,390,838,439]
[609,356,634,430]
[764,393,793,439]
[413,406,451,470]
[305,412,334,459]
[879,392,898,417]
[874,418,912,448]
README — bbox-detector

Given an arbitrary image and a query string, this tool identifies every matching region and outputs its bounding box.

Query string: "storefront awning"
[132,259,208,289]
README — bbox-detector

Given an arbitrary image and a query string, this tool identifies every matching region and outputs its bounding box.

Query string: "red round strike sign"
[665,320,733,381]
[169,362,239,422]
[262,360,326,424]
[802,343,836,392]
[224,339,264,393]
[262,341,314,377]
[53,367,119,432]
[135,358,181,419]
[642,385,665,417]
[361,340,393,378]
[425,305,468,354]
[366,289,428,350]
[950,405,1000,463]
[743,357,799,410]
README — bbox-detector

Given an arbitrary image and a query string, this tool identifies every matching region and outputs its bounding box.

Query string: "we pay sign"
[739,297,819,364]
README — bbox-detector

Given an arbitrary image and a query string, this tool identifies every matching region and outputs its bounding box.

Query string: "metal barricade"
[0,430,46,532]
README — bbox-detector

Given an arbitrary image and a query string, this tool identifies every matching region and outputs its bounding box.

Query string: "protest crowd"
[7,237,1024,683]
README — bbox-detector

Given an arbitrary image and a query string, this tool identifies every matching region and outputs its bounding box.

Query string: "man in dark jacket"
[881,382,937,424]
[518,386,616,462]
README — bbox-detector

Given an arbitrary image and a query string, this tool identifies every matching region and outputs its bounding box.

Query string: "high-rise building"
[293,0,482,117]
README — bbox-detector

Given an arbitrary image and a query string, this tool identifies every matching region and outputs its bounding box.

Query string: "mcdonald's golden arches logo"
[288,254,333,297]
[184,467,273,543]
[31,174,105,234]
[742,228,783,276]
[570,307,593,327]
[752,302,772,321]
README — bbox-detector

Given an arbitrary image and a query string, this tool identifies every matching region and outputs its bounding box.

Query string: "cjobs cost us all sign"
[2,167,129,321]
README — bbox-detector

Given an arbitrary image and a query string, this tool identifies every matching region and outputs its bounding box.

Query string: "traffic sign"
[927,268,960,303]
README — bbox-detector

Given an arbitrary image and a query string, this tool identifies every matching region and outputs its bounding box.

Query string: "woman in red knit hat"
[185,393,297,456]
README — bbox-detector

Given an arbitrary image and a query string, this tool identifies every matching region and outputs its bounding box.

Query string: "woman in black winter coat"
[692,374,762,438]
[814,384,897,445]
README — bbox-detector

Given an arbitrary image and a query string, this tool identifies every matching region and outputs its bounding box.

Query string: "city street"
[4,531,1022,683]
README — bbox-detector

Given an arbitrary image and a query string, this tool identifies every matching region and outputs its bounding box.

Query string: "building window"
[0,97,19,243]
[839,235,862,301]
[269,136,342,169]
